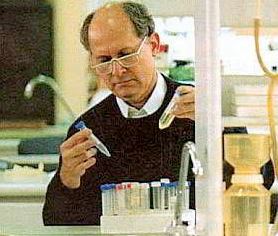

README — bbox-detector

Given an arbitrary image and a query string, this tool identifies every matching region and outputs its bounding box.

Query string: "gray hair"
[80,1,155,51]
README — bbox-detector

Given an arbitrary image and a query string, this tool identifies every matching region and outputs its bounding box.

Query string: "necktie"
[128,107,147,118]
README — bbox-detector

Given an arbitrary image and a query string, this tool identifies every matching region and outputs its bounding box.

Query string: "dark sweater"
[42,77,195,225]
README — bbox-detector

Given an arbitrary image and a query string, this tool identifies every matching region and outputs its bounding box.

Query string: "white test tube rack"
[100,209,196,234]
[100,181,195,234]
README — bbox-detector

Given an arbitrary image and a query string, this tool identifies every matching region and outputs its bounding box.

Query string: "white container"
[100,209,196,234]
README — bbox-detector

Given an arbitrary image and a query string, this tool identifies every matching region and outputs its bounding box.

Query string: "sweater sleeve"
[42,165,102,225]
[43,171,82,225]
[42,119,102,225]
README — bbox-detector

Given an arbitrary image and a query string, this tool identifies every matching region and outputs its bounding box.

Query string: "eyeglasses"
[91,36,147,75]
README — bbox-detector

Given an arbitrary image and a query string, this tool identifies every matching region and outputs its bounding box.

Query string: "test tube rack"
[100,209,195,234]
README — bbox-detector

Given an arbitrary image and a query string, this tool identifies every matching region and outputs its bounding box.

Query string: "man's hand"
[172,85,195,120]
[59,129,97,189]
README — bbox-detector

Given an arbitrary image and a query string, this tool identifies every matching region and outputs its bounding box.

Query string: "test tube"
[130,182,140,213]
[151,181,161,210]
[169,182,178,212]
[164,182,172,211]
[160,182,166,210]
[110,183,116,215]
[75,121,111,157]
[122,182,132,213]
[171,181,178,196]
[100,184,112,216]
[160,178,170,184]
[160,178,170,210]
[182,181,190,211]
[140,183,150,211]
[115,183,125,215]
[159,90,181,129]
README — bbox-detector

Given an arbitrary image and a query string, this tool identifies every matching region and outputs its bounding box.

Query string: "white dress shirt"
[116,73,167,118]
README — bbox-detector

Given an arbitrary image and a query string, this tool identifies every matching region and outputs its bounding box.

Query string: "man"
[43,1,195,225]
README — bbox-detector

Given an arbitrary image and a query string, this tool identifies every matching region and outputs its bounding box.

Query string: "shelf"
[223,116,274,127]
[0,124,68,139]
[0,154,59,165]
[142,0,278,27]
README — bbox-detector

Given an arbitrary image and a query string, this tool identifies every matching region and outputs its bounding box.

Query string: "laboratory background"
[1,0,278,235]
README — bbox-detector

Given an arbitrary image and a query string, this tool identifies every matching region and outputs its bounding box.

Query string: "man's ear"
[149,32,160,57]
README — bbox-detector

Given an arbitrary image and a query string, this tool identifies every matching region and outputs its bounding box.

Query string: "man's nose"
[111,60,127,77]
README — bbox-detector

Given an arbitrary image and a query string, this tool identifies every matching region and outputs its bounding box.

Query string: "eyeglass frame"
[90,36,147,75]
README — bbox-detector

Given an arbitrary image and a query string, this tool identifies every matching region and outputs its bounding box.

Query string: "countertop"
[0,225,168,235]
[0,154,59,165]
[0,124,68,139]
[0,171,54,197]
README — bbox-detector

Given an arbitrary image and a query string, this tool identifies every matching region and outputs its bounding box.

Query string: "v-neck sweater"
[43,76,195,225]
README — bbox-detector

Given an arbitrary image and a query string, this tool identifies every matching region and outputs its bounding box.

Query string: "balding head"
[80,1,155,52]
[88,4,137,46]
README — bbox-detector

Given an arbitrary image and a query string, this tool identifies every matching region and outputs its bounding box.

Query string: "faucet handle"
[185,142,203,177]
[192,159,203,176]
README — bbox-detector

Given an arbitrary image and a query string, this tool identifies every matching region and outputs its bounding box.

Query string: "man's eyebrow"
[95,55,111,62]
[117,47,136,55]
[93,46,136,59]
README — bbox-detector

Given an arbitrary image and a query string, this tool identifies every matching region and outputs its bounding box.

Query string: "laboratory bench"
[0,170,54,226]
[0,125,65,226]
[0,224,275,236]
[0,225,168,236]
[0,124,68,139]
[0,154,59,165]
[0,124,67,160]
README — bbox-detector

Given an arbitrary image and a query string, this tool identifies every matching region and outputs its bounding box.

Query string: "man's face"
[88,6,159,108]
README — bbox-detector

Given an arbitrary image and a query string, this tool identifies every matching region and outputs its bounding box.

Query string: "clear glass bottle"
[225,180,270,236]
[224,134,271,236]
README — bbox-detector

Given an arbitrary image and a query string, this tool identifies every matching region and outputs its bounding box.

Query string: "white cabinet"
[0,173,51,226]
[0,200,44,226]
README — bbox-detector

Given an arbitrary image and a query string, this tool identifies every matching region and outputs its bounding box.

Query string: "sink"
[18,136,64,154]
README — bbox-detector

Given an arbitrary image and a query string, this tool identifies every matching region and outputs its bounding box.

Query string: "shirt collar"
[116,72,167,118]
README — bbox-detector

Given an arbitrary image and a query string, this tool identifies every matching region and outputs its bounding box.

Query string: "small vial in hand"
[159,90,180,129]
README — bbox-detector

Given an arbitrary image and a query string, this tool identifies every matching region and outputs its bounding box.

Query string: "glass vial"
[159,90,180,130]
[151,181,161,210]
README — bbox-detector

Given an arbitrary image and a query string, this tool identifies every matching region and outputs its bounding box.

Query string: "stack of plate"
[231,85,278,117]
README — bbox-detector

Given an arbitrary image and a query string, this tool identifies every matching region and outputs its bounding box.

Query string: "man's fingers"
[63,148,97,168]
[61,129,92,150]
[76,158,97,176]
[59,128,97,189]
[78,148,97,162]
[173,103,195,115]
[171,100,195,120]
[173,110,195,118]
[168,85,195,120]
[176,91,194,104]
[176,85,194,95]
[176,111,195,120]
[63,139,96,161]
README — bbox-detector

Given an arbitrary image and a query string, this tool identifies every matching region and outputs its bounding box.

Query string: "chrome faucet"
[24,74,76,120]
[166,141,203,235]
